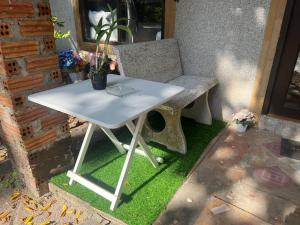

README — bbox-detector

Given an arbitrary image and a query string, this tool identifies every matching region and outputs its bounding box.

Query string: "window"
[77,0,164,46]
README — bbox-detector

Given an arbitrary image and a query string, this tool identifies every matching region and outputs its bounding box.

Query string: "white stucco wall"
[50,0,78,51]
[175,0,271,120]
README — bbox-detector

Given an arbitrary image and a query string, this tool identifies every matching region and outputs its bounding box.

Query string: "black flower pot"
[91,73,107,90]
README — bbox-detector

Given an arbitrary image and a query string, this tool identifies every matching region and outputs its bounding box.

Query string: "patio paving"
[155,127,300,225]
[1,126,299,225]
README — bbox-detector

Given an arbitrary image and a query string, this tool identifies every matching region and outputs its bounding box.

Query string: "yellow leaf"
[38,221,51,225]
[24,207,34,212]
[24,216,33,224]
[10,191,21,201]
[66,209,74,215]
[61,204,68,217]
[75,210,81,219]
[41,203,52,211]
[41,200,56,211]
[74,210,81,224]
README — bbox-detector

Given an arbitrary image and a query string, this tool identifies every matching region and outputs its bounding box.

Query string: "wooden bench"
[113,39,217,154]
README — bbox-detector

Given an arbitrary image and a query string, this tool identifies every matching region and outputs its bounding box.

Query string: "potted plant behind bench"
[89,5,132,90]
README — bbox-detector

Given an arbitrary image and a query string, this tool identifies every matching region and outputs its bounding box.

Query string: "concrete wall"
[175,0,271,120]
[50,0,78,51]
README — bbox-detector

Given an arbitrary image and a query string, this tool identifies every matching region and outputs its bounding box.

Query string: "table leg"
[126,121,158,168]
[101,127,126,154]
[69,122,96,185]
[110,113,146,210]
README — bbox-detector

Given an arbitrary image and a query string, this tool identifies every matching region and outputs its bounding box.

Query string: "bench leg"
[143,108,187,154]
[182,92,212,125]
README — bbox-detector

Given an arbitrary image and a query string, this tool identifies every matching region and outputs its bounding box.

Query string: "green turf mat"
[51,119,225,225]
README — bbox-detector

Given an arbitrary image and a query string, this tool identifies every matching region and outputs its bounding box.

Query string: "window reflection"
[79,0,164,43]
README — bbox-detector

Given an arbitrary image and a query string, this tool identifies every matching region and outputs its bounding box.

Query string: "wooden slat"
[164,0,176,38]
[249,0,288,117]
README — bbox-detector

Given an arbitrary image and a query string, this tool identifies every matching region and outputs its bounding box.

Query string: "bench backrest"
[113,39,183,83]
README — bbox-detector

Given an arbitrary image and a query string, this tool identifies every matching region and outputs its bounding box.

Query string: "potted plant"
[89,5,132,90]
[232,109,256,132]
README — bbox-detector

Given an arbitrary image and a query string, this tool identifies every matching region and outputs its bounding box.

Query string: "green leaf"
[115,25,132,37]
[97,17,103,28]
[96,30,107,44]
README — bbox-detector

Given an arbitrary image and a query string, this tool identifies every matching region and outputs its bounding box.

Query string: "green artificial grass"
[51,118,225,225]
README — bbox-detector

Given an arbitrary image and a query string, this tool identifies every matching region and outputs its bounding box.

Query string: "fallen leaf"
[41,200,57,211]
[10,191,21,201]
[38,221,51,225]
[25,207,34,212]
[74,210,81,224]
[41,203,52,211]
[67,209,74,215]
[61,204,68,217]
[0,211,10,220]
[21,216,34,225]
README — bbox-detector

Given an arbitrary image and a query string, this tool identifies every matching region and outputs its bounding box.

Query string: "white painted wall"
[175,0,271,120]
[50,0,78,51]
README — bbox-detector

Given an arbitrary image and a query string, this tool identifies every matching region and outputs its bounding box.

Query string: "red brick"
[0,41,39,59]
[0,22,13,38]
[49,70,62,83]
[22,129,56,151]
[19,20,53,37]
[26,55,59,72]
[0,59,21,77]
[0,93,14,108]
[43,38,55,52]
[1,119,33,139]
[0,3,34,18]
[38,2,51,18]
[42,113,68,130]
[0,93,26,109]
[2,74,44,94]
[13,106,48,125]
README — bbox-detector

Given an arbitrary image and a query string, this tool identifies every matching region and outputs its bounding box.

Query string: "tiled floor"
[155,127,300,225]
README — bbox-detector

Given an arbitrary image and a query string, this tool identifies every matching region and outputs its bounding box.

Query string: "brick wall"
[0,0,73,196]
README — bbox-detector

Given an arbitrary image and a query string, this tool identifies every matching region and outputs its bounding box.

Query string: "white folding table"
[28,75,184,210]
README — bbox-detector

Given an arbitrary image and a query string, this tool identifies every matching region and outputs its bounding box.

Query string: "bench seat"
[165,75,217,109]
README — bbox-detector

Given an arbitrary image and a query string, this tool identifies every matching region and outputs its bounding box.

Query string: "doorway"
[263,0,300,120]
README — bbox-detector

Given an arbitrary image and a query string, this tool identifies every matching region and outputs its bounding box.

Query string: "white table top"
[28,75,184,129]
